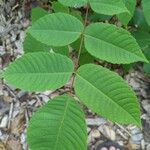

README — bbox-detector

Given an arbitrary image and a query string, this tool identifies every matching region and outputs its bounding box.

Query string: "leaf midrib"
[54,99,69,150]
[30,29,82,34]
[76,74,139,125]
[5,72,72,75]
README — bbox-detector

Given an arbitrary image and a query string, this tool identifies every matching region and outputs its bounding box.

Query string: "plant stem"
[70,6,89,89]
[76,6,89,66]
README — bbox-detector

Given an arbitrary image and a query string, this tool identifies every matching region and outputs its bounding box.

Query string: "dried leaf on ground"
[11,112,25,135]
[0,142,6,150]
[6,139,22,150]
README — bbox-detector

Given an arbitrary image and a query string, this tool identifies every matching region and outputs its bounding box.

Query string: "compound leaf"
[89,0,128,15]
[58,0,87,8]
[84,23,148,64]
[4,52,74,91]
[28,13,84,47]
[142,0,150,26]
[74,64,141,126]
[27,94,87,150]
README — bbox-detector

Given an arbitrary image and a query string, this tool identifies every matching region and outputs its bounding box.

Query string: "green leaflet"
[84,23,148,64]
[144,63,150,76]
[79,52,95,65]
[52,1,69,13]
[24,7,50,53]
[143,48,150,76]
[53,46,69,56]
[142,0,150,26]
[23,33,69,56]
[58,0,87,7]
[118,0,136,25]
[4,52,74,92]
[31,7,48,23]
[52,2,83,21]
[70,10,83,22]
[74,64,141,126]
[88,13,112,22]
[133,8,149,31]
[27,94,87,150]
[28,13,84,47]
[89,0,128,15]
[132,30,150,49]
[25,10,69,56]
[132,30,150,76]
[23,33,50,53]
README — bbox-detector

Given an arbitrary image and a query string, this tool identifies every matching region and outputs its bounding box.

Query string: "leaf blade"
[28,13,84,46]
[74,64,141,126]
[4,52,74,91]
[23,33,50,53]
[89,0,128,15]
[58,0,87,8]
[118,0,136,25]
[142,0,150,26]
[133,8,149,31]
[84,23,148,64]
[132,30,150,49]
[27,94,87,150]
[31,7,48,23]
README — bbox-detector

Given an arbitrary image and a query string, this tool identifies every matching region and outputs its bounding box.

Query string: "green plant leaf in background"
[133,30,150,76]
[84,23,148,64]
[88,13,111,22]
[79,52,95,65]
[74,64,141,126]
[4,52,74,91]
[70,10,83,22]
[23,33,50,53]
[132,30,150,50]
[71,38,82,51]
[143,47,150,76]
[58,0,87,8]
[31,7,48,23]
[52,1,69,13]
[27,94,87,150]
[28,13,84,47]
[24,7,50,53]
[122,63,135,74]
[24,33,69,56]
[132,30,150,76]
[118,0,136,25]
[143,47,150,61]
[142,0,150,26]
[89,0,128,16]
[52,2,83,21]
[144,63,150,76]
[25,8,69,56]
[53,46,69,56]
[132,8,150,31]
